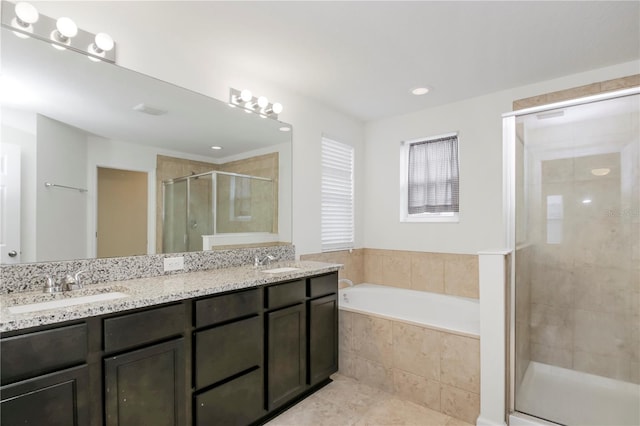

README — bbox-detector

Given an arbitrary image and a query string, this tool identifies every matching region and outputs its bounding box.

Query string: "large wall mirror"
[0,27,292,264]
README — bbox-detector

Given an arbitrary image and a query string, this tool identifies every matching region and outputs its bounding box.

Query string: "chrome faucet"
[40,270,90,293]
[254,255,276,267]
[338,278,354,287]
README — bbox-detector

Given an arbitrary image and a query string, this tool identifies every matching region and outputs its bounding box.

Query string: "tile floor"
[265,374,474,426]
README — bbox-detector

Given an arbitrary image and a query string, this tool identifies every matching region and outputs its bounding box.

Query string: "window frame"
[399,132,460,223]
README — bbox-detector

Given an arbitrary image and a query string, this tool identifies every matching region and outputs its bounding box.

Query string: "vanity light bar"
[229,88,283,120]
[1,1,116,63]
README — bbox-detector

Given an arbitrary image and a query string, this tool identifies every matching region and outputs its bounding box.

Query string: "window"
[400,133,459,222]
[321,137,354,251]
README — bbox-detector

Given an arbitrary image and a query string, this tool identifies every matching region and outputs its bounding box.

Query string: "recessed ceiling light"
[591,168,610,176]
[582,198,592,204]
[211,146,223,150]
[411,87,430,96]
[133,103,167,116]
[279,126,291,132]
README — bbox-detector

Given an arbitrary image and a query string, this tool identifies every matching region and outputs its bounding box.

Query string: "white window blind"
[321,137,354,252]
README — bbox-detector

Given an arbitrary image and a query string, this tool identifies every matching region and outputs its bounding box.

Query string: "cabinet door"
[104,338,185,426]
[308,294,338,386]
[0,365,89,426]
[266,303,306,410]
[194,368,263,426]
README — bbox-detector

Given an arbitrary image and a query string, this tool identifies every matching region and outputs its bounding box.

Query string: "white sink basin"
[261,267,301,274]
[8,292,129,314]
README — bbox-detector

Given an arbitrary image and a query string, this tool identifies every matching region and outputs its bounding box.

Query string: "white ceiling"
[28,1,640,122]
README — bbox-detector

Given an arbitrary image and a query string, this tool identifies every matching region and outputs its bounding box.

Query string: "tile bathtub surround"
[301,249,365,285]
[0,244,295,294]
[302,249,479,299]
[364,249,479,299]
[339,310,481,424]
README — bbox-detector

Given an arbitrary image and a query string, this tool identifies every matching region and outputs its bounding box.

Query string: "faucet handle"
[61,274,76,292]
[39,274,60,294]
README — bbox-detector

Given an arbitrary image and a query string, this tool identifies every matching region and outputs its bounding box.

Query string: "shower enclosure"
[506,89,639,425]
[162,171,275,252]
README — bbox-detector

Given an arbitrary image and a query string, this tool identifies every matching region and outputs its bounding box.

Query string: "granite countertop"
[0,260,341,333]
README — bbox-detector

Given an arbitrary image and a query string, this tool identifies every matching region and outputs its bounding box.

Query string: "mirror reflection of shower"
[162,170,276,253]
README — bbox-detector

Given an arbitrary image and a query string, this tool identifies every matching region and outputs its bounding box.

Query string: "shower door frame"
[502,86,640,425]
[162,170,275,252]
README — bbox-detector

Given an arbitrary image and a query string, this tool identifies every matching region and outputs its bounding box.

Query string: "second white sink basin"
[261,267,301,274]
[8,292,129,314]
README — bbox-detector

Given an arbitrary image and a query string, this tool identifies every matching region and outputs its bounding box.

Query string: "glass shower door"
[162,179,187,253]
[513,93,639,425]
[187,173,214,251]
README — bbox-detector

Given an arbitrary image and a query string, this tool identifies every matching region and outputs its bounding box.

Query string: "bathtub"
[338,283,479,337]
[337,283,481,423]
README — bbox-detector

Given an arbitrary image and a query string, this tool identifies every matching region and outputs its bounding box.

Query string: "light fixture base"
[229,88,281,120]
[1,1,116,63]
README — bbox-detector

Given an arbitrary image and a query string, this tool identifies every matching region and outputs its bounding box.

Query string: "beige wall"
[340,310,480,424]
[302,248,479,299]
[97,167,148,258]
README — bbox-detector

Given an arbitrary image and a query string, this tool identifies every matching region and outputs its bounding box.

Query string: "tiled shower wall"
[525,151,640,384]
[301,248,479,299]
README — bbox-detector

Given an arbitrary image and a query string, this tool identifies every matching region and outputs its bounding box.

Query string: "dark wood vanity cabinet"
[307,274,339,386]
[102,303,187,426]
[193,288,264,426]
[1,364,90,426]
[0,323,90,426]
[104,338,185,426]
[0,271,339,426]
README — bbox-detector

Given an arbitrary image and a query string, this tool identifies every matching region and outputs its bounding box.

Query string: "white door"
[0,143,21,263]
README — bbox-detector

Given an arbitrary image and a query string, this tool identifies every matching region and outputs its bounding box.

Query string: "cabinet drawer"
[265,279,305,310]
[194,316,262,389]
[308,273,338,298]
[195,288,261,328]
[195,368,263,426]
[1,323,87,385]
[104,304,184,353]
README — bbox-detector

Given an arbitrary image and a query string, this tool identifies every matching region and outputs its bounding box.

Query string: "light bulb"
[56,17,78,38]
[272,102,283,114]
[15,2,39,25]
[240,89,252,102]
[257,96,269,108]
[411,87,430,95]
[95,33,114,52]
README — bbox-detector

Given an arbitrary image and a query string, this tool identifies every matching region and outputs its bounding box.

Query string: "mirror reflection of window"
[230,176,252,221]
[546,195,563,244]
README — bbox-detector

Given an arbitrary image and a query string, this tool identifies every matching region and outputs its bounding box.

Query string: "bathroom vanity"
[0,263,339,426]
